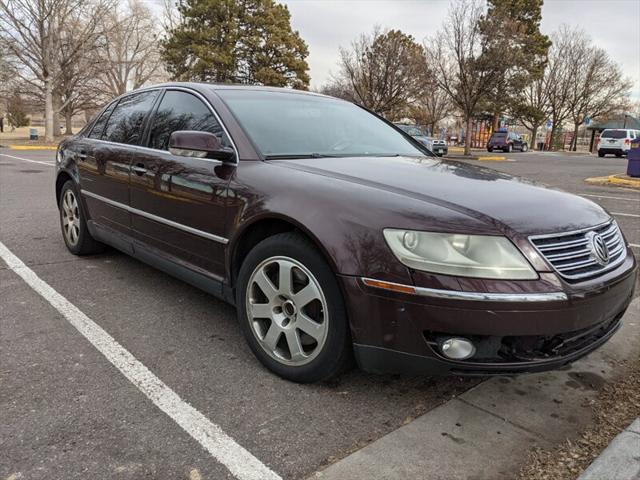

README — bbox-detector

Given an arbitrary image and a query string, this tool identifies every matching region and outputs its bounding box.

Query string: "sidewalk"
[312,298,640,480]
[578,418,640,480]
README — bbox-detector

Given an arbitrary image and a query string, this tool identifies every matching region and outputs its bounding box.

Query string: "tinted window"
[148,90,229,151]
[88,103,115,139]
[601,130,626,139]
[218,90,425,158]
[491,132,507,139]
[103,91,158,145]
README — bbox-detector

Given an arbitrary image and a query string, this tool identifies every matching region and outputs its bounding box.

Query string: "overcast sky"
[145,0,640,99]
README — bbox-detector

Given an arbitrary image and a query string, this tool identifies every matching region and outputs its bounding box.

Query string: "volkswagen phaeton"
[55,83,637,382]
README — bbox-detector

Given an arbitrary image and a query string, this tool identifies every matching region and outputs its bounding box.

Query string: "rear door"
[601,129,627,149]
[79,90,159,241]
[129,88,235,279]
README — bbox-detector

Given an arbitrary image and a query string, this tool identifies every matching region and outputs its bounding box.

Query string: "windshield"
[218,90,426,158]
[601,130,626,139]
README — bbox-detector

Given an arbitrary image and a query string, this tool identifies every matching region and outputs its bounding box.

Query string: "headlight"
[383,229,537,280]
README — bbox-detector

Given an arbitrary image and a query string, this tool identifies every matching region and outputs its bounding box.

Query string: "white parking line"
[0,241,281,480]
[0,152,55,166]
[581,193,640,202]
[611,212,640,218]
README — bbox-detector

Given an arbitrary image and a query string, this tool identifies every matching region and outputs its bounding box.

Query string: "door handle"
[132,163,147,176]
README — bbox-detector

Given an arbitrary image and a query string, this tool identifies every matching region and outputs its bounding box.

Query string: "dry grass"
[518,358,640,480]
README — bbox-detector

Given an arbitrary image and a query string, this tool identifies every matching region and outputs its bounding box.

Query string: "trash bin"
[29,128,38,140]
[537,141,545,151]
[627,139,640,178]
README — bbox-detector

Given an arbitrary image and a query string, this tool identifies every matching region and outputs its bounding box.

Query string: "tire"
[521,143,528,152]
[598,150,605,158]
[487,147,493,153]
[615,153,622,158]
[236,232,352,383]
[59,180,105,255]
[506,144,513,153]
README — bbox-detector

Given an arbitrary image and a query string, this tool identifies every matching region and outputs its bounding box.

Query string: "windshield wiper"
[263,153,342,160]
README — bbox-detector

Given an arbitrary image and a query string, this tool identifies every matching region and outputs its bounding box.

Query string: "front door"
[129,89,234,280]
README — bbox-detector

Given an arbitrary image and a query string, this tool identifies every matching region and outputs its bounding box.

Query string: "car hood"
[271,156,610,235]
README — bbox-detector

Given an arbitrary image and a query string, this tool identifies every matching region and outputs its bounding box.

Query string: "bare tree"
[426,0,504,155]
[566,42,630,150]
[0,0,112,141]
[332,27,426,118]
[409,70,452,135]
[511,74,552,147]
[95,0,165,96]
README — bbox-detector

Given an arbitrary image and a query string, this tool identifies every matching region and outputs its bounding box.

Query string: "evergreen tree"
[162,0,310,89]
[479,0,551,126]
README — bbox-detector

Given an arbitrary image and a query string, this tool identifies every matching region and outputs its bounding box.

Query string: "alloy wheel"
[61,189,80,246]
[245,256,329,366]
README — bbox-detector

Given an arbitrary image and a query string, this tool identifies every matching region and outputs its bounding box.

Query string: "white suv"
[597,129,640,157]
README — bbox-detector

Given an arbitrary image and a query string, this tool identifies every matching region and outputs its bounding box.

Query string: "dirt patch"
[518,358,640,480]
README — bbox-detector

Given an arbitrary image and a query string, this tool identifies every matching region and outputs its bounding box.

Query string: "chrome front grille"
[530,221,626,280]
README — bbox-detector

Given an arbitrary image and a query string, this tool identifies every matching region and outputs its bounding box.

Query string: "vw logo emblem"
[587,232,610,265]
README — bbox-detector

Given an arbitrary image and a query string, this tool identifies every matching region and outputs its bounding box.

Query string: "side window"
[103,91,158,145]
[148,90,230,151]
[88,103,115,139]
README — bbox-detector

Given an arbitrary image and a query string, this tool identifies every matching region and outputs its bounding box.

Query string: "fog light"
[440,337,475,360]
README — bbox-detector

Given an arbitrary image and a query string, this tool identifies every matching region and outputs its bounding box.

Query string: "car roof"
[136,81,331,99]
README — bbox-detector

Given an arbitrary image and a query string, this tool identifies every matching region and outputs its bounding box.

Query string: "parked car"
[56,83,636,383]
[394,123,431,146]
[428,137,448,156]
[597,129,640,157]
[487,130,529,152]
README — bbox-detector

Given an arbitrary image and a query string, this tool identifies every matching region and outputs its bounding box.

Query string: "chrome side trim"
[361,277,568,302]
[81,190,229,245]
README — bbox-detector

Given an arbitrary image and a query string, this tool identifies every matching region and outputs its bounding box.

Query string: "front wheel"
[506,144,513,153]
[598,150,605,158]
[236,232,352,382]
[487,147,493,152]
[521,144,528,152]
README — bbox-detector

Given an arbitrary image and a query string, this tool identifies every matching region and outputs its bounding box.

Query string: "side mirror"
[168,130,235,162]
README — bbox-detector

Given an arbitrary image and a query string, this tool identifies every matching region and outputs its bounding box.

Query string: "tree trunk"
[44,78,54,142]
[52,93,61,137]
[464,116,472,156]
[549,116,558,151]
[64,108,73,135]
[492,113,500,132]
[571,123,580,151]
[531,126,539,150]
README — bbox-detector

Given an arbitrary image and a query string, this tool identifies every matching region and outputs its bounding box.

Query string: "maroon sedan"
[55,83,637,382]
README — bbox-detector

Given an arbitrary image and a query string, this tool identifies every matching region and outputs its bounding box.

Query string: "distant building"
[587,115,640,152]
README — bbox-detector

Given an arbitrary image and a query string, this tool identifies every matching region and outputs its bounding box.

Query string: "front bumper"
[340,253,637,375]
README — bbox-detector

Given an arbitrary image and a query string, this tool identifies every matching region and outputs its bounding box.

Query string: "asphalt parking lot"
[1,148,638,480]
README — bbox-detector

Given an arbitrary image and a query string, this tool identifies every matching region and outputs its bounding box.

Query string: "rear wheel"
[615,152,622,158]
[598,150,605,158]
[521,143,528,152]
[487,147,493,152]
[59,180,104,255]
[506,144,513,153]
[236,232,352,382]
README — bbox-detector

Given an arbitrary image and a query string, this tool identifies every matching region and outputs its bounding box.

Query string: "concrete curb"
[7,145,58,150]
[444,154,509,161]
[578,418,640,480]
[312,297,640,480]
[584,175,640,189]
